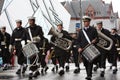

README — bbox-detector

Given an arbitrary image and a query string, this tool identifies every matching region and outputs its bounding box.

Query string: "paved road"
[0,62,120,80]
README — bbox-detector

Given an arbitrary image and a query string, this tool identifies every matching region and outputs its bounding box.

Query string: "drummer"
[26,16,44,79]
[76,16,98,80]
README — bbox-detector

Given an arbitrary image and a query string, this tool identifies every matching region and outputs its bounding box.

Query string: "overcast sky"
[58,0,120,17]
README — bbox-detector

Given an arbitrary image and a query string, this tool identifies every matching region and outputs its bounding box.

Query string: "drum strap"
[82,29,91,44]
[28,28,33,42]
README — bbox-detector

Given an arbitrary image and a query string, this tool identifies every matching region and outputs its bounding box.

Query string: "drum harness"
[81,29,100,62]
[27,28,39,67]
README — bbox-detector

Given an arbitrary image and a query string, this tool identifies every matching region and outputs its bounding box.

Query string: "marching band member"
[96,21,112,77]
[10,20,28,74]
[26,17,44,79]
[71,33,80,74]
[39,37,50,75]
[109,28,120,74]
[77,16,98,80]
[49,45,58,73]
[51,23,72,76]
[0,26,11,70]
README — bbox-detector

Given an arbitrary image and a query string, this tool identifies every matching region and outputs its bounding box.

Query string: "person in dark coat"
[0,26,11,70]
[95,21,113,77]
[76,16,98,80]
[10,20,28,74]
[49,44,58,73]
[51,23,72,76]
[39,37,50,75]
[71,33,80,74]
[109,28,120,74]
[26,17,44,79]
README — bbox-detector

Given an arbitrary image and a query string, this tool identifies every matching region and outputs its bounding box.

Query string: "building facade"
[63,0,119,33]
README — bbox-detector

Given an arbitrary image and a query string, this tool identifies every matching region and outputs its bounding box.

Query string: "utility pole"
[79,0,82,29]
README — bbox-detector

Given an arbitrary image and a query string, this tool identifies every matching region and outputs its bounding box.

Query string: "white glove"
[21,40,25,47]
[51,47,54,49]
[27,40,31,43]
[9,45,14,53]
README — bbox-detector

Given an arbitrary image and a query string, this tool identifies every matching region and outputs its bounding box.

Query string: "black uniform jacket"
[76,26,98,49]
[11,27,28,49]
[1,32,11,48]
[26,24,44,48]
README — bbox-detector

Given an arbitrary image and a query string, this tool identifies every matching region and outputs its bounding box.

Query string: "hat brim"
[82,18,91,22]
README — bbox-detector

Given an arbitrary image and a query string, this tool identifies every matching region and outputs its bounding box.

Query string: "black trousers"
[73,48,79,67]
[55,51,70,68]
[65,52,71,64]
[99,52,108,69]
[29,53,47,71]
[38,54,47,68]
[82,57,93,77]
[112,52,118,67]
[108,47,118,67]
[1,46,11,64]
[57,56,66,68]
[96,47,108,69]
[51,57,57,65]
[29,55,38,72]
[16,48,27,65]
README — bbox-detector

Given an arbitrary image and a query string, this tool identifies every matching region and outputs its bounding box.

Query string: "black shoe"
[51,67,55,73]
[85,76,92,80]
[16,69,21,74]
[113,69,117,74]
[52,65,58,73]
[22,66,27,74]
[56,65,58,72]
[29,73,33,80]
[45,66,49,73]
[41,69,44,75]
[33,71,40,78]
[74,68,80,74]
[58,70,65,76]
[100,71,104,77]
[93,67,98,72]
[65,66,69,72]
[3,65,8,70]
[110,66,112,70]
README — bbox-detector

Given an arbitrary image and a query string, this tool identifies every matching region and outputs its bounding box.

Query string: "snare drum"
[82,44,100,62]
[22,42,39,58]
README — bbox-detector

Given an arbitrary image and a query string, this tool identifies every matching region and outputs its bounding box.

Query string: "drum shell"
[82,44,100,62]
[22,42,39,58]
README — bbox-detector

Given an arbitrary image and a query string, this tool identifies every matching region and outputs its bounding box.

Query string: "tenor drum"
[22,42,39,58]
[82,44,100,62]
